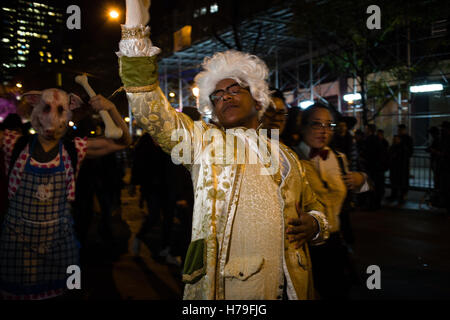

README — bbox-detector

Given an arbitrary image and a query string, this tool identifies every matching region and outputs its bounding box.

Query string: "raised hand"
[125,0,151,27]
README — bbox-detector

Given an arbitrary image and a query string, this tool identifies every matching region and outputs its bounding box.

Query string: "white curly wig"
[194,50,272,122]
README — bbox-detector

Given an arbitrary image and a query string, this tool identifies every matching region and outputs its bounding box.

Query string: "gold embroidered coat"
[118,48,329,300]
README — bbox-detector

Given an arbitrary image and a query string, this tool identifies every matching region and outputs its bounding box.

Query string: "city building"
[0,0,74,84]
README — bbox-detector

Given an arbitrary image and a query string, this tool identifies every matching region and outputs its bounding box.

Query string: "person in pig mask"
[0,88,131,300]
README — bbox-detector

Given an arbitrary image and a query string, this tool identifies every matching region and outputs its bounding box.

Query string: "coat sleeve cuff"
[307,210,330,246]
[119,55,159,91]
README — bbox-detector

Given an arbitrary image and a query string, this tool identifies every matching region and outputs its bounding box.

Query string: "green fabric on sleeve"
[119,55,158,88]
[182,238,207,284]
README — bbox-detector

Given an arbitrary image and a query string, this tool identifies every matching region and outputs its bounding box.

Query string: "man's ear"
[22,91,42,107]
[68,93,83,110]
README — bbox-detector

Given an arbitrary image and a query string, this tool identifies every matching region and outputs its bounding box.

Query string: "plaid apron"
[0,137,79,297]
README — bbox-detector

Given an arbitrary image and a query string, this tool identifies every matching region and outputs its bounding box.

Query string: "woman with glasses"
[293,103,369,299]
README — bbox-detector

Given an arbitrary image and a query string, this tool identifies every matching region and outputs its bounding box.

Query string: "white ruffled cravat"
[116,0,160,58]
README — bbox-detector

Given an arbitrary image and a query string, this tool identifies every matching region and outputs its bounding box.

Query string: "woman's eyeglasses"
[309,121,336,131]
[209,83,248,105]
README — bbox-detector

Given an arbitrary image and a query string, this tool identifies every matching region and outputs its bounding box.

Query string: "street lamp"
[192,86,200,108]
[108,9,120,20]
[169,92,176,98]
[343,93,362,102]
[299,100,314,109]
[192,87,199,97]
[16,82,22,88]
[409,84,443,93]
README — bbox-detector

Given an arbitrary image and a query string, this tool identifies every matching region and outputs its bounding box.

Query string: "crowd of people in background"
[426,121,450,215]
[0,86,448,300]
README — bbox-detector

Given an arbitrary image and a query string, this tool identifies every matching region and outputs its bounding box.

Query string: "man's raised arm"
[116,0,206,160]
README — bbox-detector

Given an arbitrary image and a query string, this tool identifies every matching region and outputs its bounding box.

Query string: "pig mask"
[23,89,83,141]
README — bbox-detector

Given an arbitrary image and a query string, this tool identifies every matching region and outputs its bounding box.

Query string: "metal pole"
[353,77,357,119]
[397,27,402,126]
[407,25,412,135]
[309,40,313,102]
[164,63,168,98]
[296,50,299,107]
[275,50,279,88]
[338,87,342,113]
[178,56,183,111]
[128,104,133,136]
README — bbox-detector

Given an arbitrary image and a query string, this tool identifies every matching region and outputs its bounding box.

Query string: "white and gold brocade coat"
[117,25,329,300]
[124,87,328,300]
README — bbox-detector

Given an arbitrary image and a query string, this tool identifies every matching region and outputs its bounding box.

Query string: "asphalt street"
[77,188,450,300]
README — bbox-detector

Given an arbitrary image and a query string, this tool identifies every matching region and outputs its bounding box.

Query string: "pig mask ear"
[22,91,42,107]
[68,93,83,110]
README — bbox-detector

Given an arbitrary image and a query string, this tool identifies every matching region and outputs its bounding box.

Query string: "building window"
[200,7,207,15]
[193,9,200,18]
[210,3,219,13]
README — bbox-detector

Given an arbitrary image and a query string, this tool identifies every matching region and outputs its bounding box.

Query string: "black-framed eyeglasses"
[209,83,248,105]
[309,121,336,131]
[266,106,288,117]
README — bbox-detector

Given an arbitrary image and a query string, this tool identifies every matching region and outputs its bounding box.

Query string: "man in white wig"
[117,0,329,300]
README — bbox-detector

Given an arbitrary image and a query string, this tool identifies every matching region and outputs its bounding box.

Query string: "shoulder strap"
[62,138,78,174]
[8,134,32,177]
[331,148,348,176]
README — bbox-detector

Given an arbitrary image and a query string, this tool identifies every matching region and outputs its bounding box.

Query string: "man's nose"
[222,92,233,101]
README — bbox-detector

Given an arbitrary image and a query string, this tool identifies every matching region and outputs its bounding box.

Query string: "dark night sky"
[39,0,181,100]
[63,0,180,51]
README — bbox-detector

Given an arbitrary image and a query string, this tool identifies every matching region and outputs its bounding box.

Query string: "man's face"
[262,97,288,132]
[211,78,261,129]
[337,121,347,136]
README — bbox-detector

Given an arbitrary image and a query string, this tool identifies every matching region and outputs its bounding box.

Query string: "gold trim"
[121,25,149,40]
[216,163,244,300]
[182,268,204,283]
[182,238,208,283]
[124,81,159,93]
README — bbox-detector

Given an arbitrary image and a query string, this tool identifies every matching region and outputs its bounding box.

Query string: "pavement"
[78,187,450,300]
[77,188,184,300]
[349,204,450,299]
